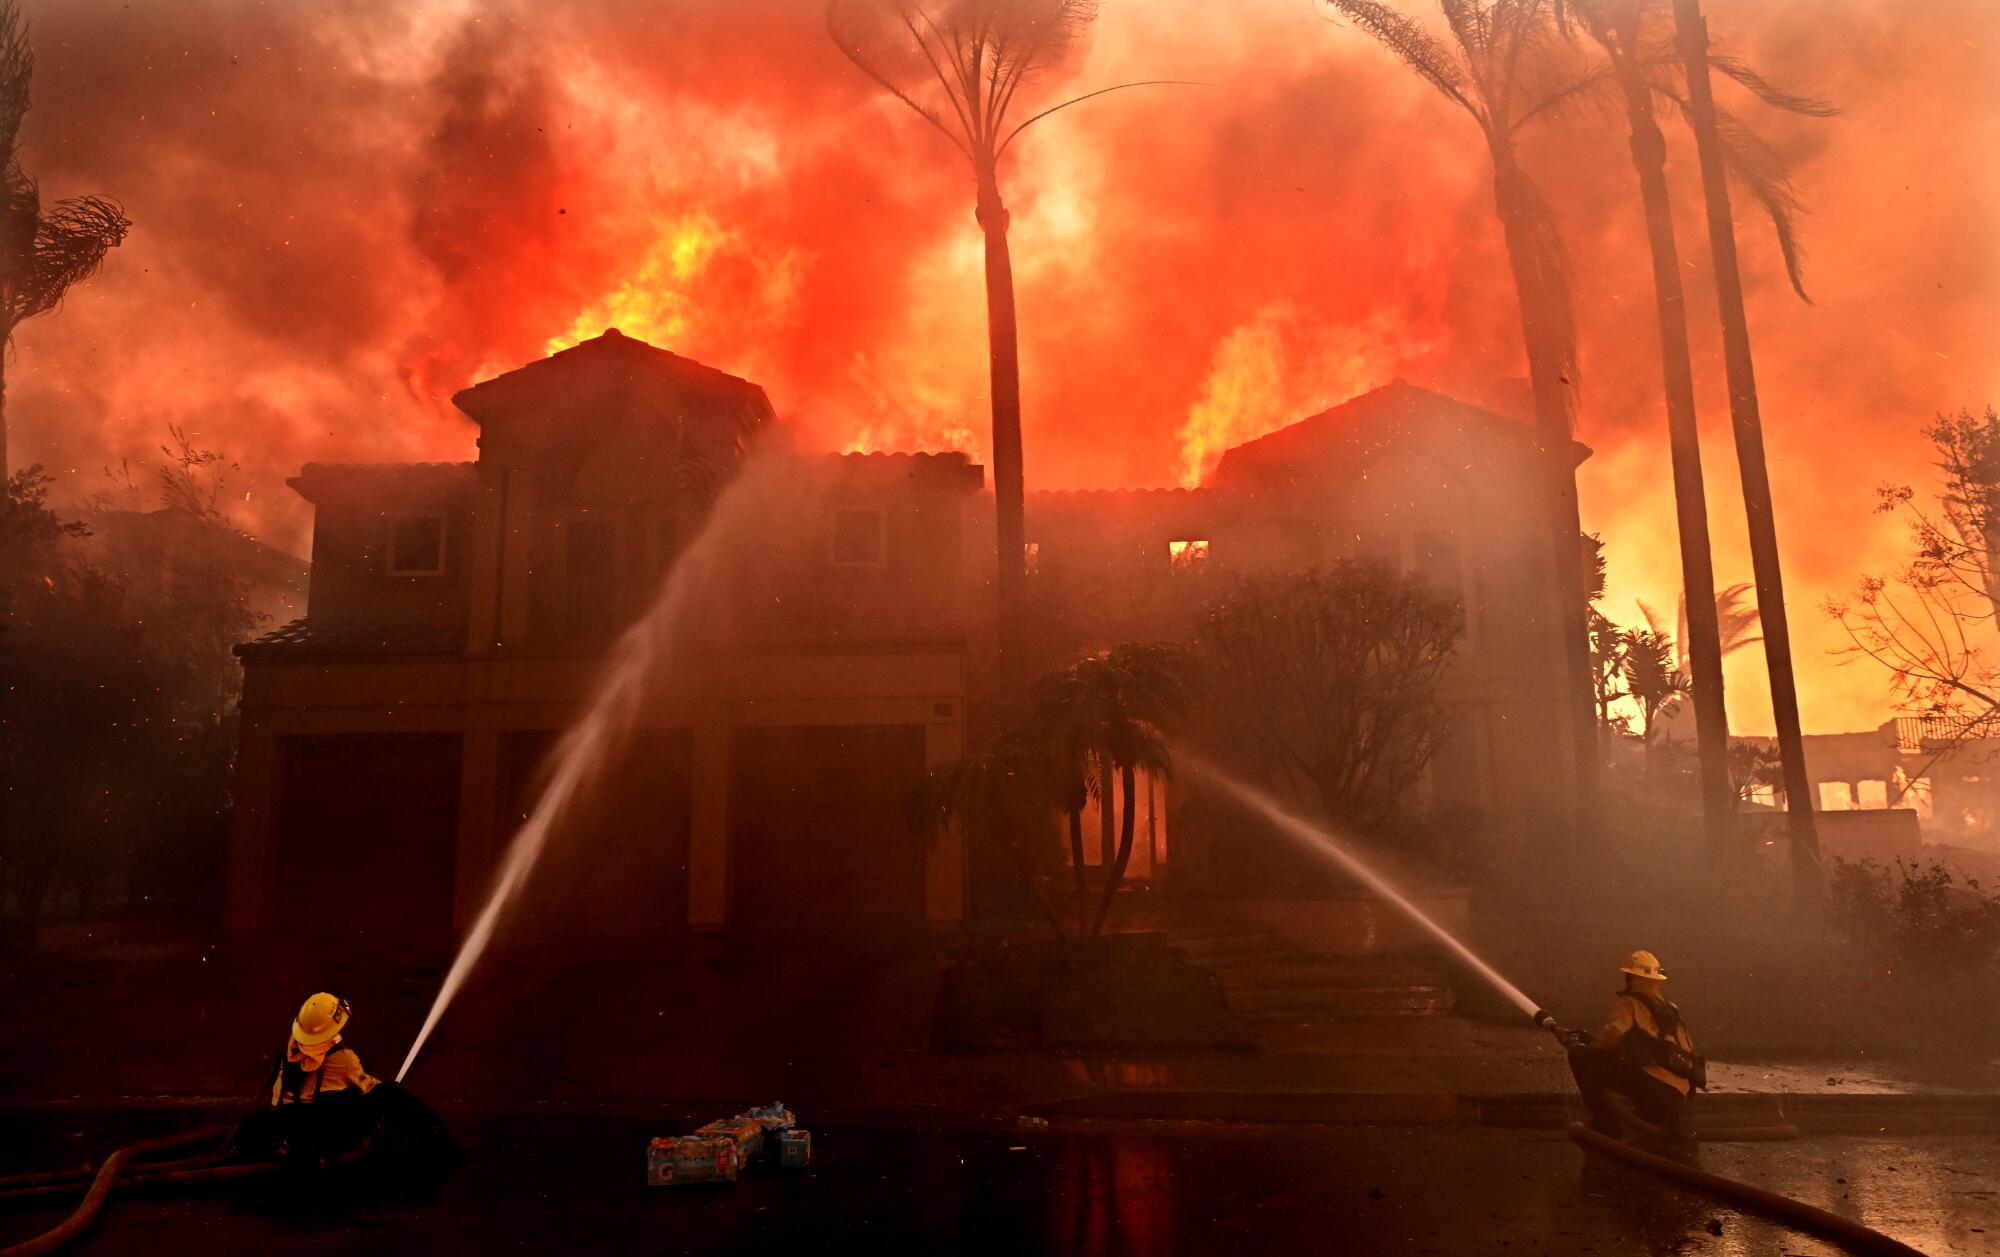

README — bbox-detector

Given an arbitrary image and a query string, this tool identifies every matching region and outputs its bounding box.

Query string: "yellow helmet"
[1619,950,1667,982]
[292,992,351,1047]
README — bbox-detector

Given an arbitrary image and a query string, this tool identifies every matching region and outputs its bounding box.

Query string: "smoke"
[7,0,1997,735]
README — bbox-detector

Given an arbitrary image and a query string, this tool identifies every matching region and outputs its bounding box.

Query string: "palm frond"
[1667,92,1813,302]
[1323,0,1480,119]
[1708,47,1836,118]
[13,193,127,325]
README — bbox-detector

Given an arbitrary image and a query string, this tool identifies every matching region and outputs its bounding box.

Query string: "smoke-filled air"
[9,0,1992,735]
[5,2,2000,1254]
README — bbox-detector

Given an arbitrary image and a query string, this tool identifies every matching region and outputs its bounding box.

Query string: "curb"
[9,1090,2000,1136]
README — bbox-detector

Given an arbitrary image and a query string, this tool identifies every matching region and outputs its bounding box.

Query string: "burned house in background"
[225,336,1581,944]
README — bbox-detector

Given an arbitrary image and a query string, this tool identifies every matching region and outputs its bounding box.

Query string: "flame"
[546,210,736,355]
[1174,303,1454,488]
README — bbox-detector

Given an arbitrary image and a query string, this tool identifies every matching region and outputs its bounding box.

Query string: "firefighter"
[234,992,458,1168]
[1564,950,1706,1140]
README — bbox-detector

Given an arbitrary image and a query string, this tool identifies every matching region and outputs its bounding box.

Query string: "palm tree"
[1620,626,1689,745]
[910,728,1071,940]
[1324,0,1602,842]
[1030,662,1100,936]
[827,1,1182,686]
[1671,0,1825,899]
[1034,642,1190,937]
[0,1,128,477]
[1559,0,1828,863]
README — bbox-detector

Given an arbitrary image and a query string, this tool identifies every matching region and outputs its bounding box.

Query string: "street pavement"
[3,1111,1994,1255]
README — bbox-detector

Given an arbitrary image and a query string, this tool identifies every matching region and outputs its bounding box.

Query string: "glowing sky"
[12,0,1998,735]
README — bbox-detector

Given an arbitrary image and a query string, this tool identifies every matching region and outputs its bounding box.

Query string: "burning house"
[224,334,1581,945]
[225,331,980,947]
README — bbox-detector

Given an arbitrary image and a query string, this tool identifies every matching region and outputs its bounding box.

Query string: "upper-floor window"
[387,512,446,576]
[1168,539,1210,573]
[829,505,888,568]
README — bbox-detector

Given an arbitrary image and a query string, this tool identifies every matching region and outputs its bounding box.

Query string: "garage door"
[728,725,928,929]
[276,733,461,950]
[497,728,693,940]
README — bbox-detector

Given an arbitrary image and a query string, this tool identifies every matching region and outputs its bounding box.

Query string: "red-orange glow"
[8,0,1997,736]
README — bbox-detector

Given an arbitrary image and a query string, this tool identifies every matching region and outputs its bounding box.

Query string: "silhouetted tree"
[1559,0,1829,861]
[1671,0,1823,902]
[1620,626,1687,745]
[826,0,1179,686]
[1323,0,1602,842]
[1049,643,1189,935]
[0,1,129,477]
[1195,564,1460,839]
[1831,407,2000,754]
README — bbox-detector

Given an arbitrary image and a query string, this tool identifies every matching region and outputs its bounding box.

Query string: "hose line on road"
[0,1125,235,1257]
[1567,1123,1929,1257]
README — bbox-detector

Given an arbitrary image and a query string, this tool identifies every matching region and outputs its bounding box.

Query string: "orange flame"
[547,211,735,355]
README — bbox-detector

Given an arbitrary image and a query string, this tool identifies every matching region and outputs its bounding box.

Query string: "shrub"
[1830,858,2000,973]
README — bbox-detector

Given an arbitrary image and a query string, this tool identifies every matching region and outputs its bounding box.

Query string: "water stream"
[396,456,791,1082]
[1176,748,1543,1019]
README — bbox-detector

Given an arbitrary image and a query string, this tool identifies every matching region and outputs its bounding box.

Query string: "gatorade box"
[777,1129,812,1169]
[646,1136,739,1186]
[694,1116,764,1169]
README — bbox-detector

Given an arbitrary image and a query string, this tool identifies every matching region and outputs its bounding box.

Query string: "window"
[1168,539,1210,572]
[387,512,445,576]
[1817,781,1856,811]
[1856,779,1889,809]
[566,518,619,638]
[829,506,888,567]
[1023,541,1041,576]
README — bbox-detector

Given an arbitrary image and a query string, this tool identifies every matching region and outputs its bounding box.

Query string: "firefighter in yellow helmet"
[235,992,458,1168]
[1563,951,1706,1140]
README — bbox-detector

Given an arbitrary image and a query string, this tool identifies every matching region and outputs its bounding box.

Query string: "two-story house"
[225,330,980,947]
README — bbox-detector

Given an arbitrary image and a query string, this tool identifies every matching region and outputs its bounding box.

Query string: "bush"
[1830,858,2000,973]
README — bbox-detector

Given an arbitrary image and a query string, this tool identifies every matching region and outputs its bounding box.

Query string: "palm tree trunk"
[0,351,9,482]
[1616,55,1736,861]
[1489,152,1599,853]
[1096,751,1117,867]
[1672,0,1823,904]
[1067,808,1089,938]
[975,171,1027,691]
[1090,762,1140,937]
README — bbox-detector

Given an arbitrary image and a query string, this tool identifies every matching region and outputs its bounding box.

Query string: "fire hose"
[1566,1124,1928,1257]
[1532,1012,1929,1257]
[0,1122,336,1257]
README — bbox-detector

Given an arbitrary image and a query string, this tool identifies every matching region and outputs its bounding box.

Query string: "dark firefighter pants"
[235,1082,456,1165]
[1567,1046,1691,1137]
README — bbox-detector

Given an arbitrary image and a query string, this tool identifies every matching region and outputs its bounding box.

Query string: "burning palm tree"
[1320,0,1602,841]
[1671,0,1826,900]
[1559,0,1829,865]
[826,0,1180,687]
[0,1,129,478]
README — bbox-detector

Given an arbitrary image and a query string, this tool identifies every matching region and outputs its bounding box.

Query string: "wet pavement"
[3,1112,1994,1255]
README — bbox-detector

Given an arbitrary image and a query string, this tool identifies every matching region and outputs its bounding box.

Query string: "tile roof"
[288,462,477,504]
[236,617,465,659]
